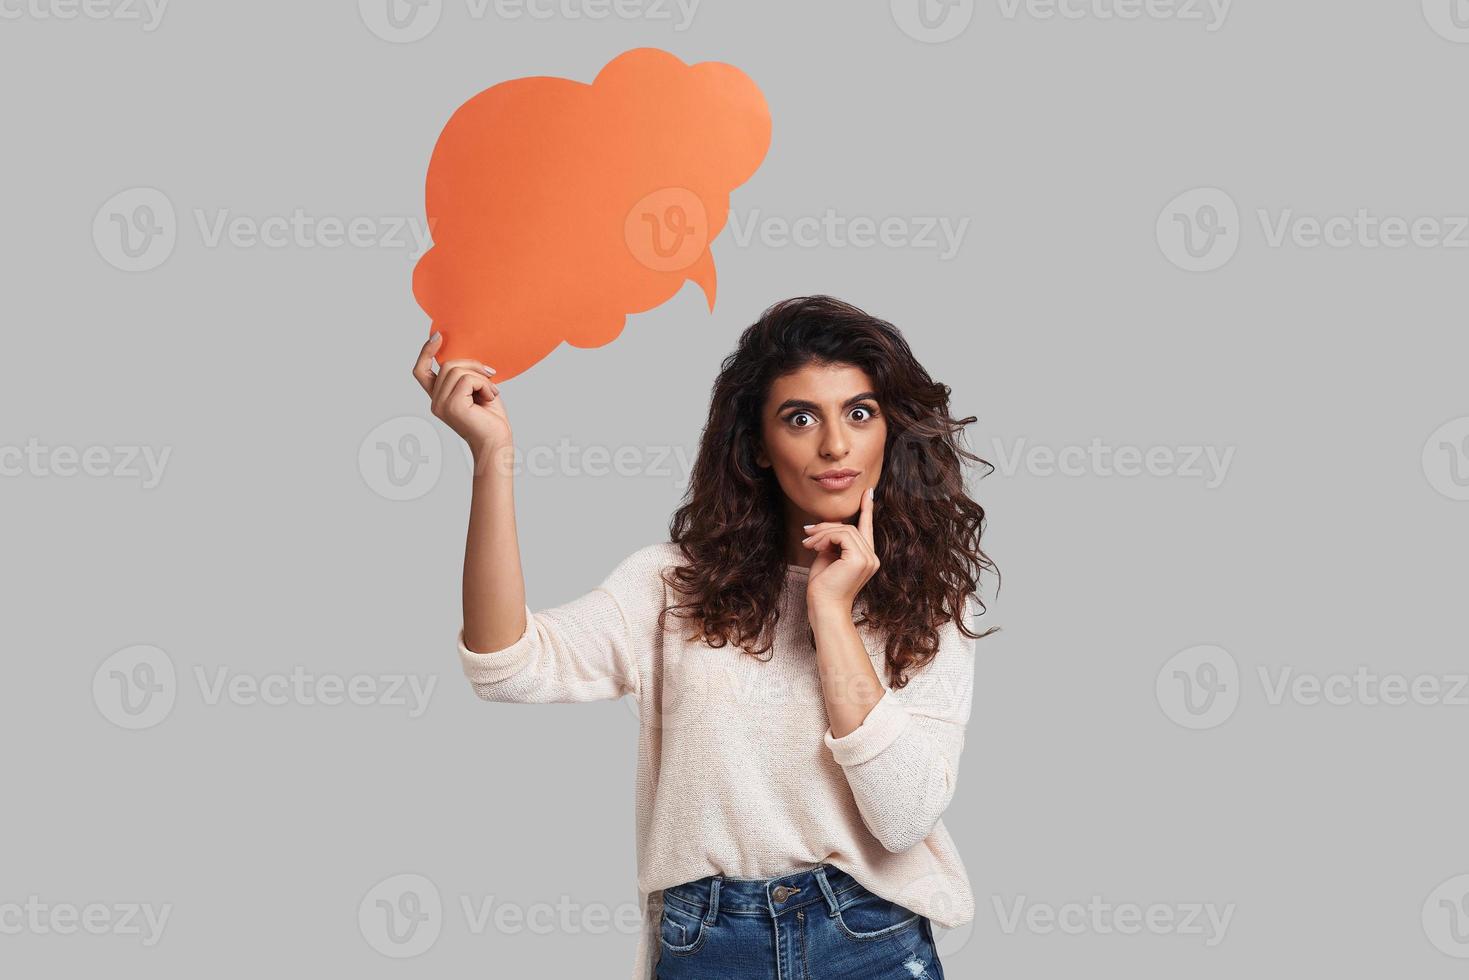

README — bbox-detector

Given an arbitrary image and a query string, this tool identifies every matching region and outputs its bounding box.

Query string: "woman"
[413,295,998,980]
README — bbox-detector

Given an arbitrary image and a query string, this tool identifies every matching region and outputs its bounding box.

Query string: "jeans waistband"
[660,862,867,922]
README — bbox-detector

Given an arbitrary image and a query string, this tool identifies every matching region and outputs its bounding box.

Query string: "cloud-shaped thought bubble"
[412,47,772,380]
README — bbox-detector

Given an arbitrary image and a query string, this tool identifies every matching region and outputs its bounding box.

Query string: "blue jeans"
[654,862,946,980]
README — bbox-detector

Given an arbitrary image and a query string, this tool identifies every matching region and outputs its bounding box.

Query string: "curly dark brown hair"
[656,295,999,689]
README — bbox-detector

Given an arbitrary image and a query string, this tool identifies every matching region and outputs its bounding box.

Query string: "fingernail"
[429,331,441,343]
[802,524,814,529]
[482,366,496,376]
[868,487,874,501]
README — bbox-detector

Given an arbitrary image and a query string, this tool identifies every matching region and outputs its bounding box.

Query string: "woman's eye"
[850,407,872,422]
[790,412,815,427]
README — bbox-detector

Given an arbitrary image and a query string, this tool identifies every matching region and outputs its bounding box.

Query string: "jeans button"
[772,886,799,902]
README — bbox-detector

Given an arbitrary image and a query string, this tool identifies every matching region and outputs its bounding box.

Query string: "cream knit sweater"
[456,541,978,980]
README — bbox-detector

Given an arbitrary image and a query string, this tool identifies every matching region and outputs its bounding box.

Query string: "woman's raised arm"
[413,332,646,705]
[413,331,524,655]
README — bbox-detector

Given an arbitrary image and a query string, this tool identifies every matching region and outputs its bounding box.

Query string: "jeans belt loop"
[812,866,841,919]
[705,876,722,925]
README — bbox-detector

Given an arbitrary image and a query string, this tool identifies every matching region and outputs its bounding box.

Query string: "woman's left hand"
[803,485,880,614]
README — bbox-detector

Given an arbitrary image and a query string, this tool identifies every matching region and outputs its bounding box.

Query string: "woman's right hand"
[413,332,512,462]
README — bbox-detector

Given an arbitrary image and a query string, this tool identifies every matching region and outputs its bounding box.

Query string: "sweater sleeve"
[456,548,650,704]
[822,604,978,853]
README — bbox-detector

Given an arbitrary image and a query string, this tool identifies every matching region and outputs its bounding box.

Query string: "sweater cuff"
[823,688,912,766]
[458,604,535,685]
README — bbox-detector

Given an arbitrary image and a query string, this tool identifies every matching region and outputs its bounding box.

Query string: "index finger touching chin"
[857,484,874,538]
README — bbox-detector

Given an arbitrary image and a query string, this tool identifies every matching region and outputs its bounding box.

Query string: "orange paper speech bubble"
[411,47,772,380]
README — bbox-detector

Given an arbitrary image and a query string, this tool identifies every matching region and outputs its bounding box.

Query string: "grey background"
[4,0,1467,975]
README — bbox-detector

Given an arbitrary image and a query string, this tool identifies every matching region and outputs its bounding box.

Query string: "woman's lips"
[814,473,858,491]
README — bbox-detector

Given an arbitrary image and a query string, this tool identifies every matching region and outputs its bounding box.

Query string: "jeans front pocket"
[831,885,922,943]
[658,892,711,956]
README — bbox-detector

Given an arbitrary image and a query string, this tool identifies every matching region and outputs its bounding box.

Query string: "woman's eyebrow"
[774,391,879,413]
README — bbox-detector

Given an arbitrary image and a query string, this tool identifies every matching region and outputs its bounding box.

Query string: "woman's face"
[756,362,886,527]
